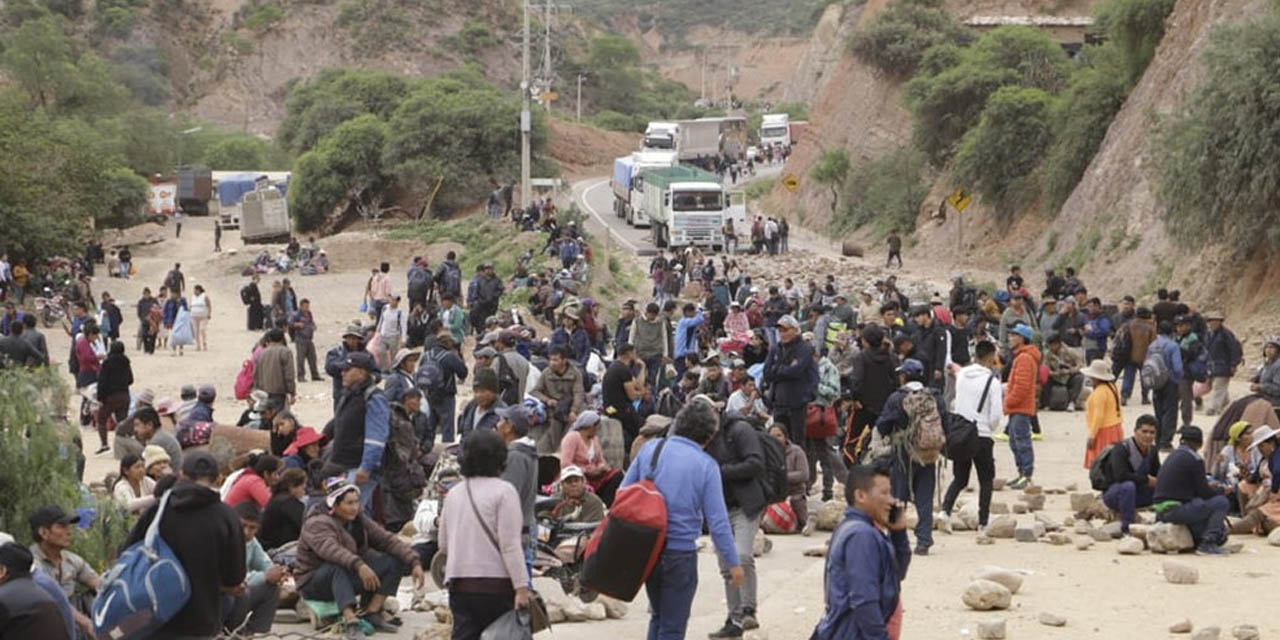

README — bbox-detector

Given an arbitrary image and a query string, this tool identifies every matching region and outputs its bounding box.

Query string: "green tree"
[587,34,640,68]
[953,86,1057,214]
[1095,0,1176,83]
[1157,11,1280,254]
[2,15,77,110]
[849,0,970,77]
[289,114,391,231]
[278,68,411,153]
[810,148,851,215]
[201,136,278,170]
[0,368,81,538]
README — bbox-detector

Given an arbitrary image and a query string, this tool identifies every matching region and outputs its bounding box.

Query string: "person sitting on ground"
[143,444,172,482]
[1042,335,1084,411]
[769,424,811,534]
[1249,336,1280,412]
[1100,415,1161,536]
[558,410,623,506]
[294,479,423,639]
[0,541,72,640]
[1152,426,1233,554]
[223,503,285,637]
[27,505,98,637]
[1082,359,1124,468]
[538,465,606,524]
[225,452,284,510]
[111,453,156,514]
[697,355,732,405]
[258,468,308,552]
[188,384,216,423]
[1212,421,1261,516]
[810,465,911,640]
[1231,425,1280,535]
[283,426,323,470]
[130,406,183,472]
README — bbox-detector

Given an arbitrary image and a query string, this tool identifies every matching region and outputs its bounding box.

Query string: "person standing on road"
[624,399,743,640]
[885,229,903,269]
[325,352,389,516]
[706,409,767,638]
[163,263,185,297]
[254,329,296,408]
[941,341,1002,535]
[242,275,265,331]
[325,324,366,411]
[173,210,184,238]
[874,359,945,555]
[762,315,816,446]
[375,295,408,369]
[213,220,222,253]
[189,284,211,351]
[290,299,321,382]
[1004,325,1040,490]
[811,465,911,640]
[1202,311,1243,416]
[422,334,468,443]
[1149,321,1185,452]
[369,263,392,322]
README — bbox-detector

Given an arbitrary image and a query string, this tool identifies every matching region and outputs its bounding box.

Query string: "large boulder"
[956,501,980,531]
[985,515,1017,539]
[1268,527,1280,546]
[1148,523,1196,554]
[970,566,1023,594]
[962,579,1012,611]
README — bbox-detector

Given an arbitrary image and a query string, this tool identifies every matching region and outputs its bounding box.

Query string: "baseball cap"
[479,331,499,346]
[559,465,586,482]
[342,323,364,339]
[339,351,377,372]
[474,346,498,358]
[29,505,80,534]
[896,358,925,377]
[182,450,220,479]
[777,314,801,330]
[496,405,532,436]
[1178,425,1204,443]
[1011,324,1034,341]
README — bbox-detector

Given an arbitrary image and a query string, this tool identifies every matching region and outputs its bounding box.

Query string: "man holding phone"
[811,465,912,640]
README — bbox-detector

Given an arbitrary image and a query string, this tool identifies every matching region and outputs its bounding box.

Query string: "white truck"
[759,113,791,148]
[239,182,292,244]
[676,118,722,162]
[611,150,679,228]
[640,166,727,249]
[642,121,679,151]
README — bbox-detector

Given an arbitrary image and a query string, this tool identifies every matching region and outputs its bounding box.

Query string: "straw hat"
[1080,359,1116,382]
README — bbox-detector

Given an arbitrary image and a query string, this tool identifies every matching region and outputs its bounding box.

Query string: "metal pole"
[543,0,552,82]
[576,74,583,122]
[521,0,531,209]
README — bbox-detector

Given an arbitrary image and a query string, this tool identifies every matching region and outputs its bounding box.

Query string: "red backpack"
[580,437,670,601]
[234,358,255,401]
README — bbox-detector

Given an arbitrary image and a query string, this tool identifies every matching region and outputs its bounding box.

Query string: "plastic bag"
[358,301,368,313]
[480,609,532,640]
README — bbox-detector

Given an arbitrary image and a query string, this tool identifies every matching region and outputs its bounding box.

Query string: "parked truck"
[147,179,176,220]
[611,150,679,228]
[239,177,292,243]
[676,118,721,162]
[759,113,790,148]
[642,122,679,151]
[639,166,727,249]
[177,165,213,215]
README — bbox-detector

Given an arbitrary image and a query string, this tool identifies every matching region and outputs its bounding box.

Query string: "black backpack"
[1089,443,1121,491]
[730,419,788,505]
[495,354,521,405]
[239,284,253,305]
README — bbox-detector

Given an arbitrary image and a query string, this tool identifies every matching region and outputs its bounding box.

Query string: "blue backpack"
[92,490,191,639]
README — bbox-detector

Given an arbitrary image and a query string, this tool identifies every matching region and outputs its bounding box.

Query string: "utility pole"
[543,0,552,83]
[576,73,584,122]
[520,0,531,208]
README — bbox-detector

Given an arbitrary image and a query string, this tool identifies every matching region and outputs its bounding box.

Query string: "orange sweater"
[1003,344,1041,416]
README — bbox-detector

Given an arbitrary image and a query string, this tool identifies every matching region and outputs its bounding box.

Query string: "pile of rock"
[533,577,627,623]
[962,566,1022,611]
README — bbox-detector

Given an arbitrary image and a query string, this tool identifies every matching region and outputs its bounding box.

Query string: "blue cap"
[1012,324,1034,341]
[896,358,924,377]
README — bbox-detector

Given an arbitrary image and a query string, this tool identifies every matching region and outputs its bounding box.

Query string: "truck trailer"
[177,165,213,215]
[611,150,679,228]
[639,166,727,249]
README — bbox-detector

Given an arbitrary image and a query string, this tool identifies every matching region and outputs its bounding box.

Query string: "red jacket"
[224,470,270,510]
[1004,344,1041,416]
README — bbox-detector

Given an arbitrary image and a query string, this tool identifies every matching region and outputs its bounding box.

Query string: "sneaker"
[741,608,759,631]
[936,512,953,534]
[362,611,397,633]
[993,432,1010,442]
[1195,543,1229,556]
[708,621,744,639]
[1007,476,1028,490]
[94,445,110,455]
[914,545,929,556]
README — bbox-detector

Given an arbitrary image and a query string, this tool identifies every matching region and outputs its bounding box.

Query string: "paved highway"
[573,164,785,256]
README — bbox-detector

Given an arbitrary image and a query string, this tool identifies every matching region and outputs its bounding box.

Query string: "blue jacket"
[812,507,911,640]
[1083,311,1111,353]
[162,297,187,326]
[623,436,739,567]
[550,327,591,367]
[763,336,817,410]
[1150,334,1184,385]
[359,390,390,473]
[673,310,705,359]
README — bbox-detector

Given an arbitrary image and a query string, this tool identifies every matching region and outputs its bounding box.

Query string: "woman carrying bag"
[439,429,531,640]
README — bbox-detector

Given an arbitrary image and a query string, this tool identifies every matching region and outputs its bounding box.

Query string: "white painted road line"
[578,178,642,254]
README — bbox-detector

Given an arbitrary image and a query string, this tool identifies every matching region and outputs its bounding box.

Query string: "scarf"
[1228,421,1251,446]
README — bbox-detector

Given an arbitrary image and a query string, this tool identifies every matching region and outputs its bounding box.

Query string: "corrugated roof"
[964,16,1094,27]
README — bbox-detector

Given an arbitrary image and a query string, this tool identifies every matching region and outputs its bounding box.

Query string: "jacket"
[998,307,1036,350]
[502,438,538,545]
[531,364,584,422]
[784,442,809,498]
[254,343,296,396]
[123,479,245,637]
[953,364,1003,437]
[707,419,767,517]
[1106,437,1160,489]
[673,310,705,358]
[326,380,389,473]
[294,509,417,591]
[438,477,528,588]
[1043,346,1081,383]
[1154,446,1218,503]
[325,342,358,406]
[622,437,739,565]
[848,345,898,415]
[815,356,841,406]
[422,342,469,397]
[383,368,416,405]
[1204,327,1243,378]
[1256,357,1280,408]
[96,352,133,398]
[629,315,670,359]
[1003,343,1041,416]
[1149,334,1184,386]
[909,322,945,379]
[763,336,817,410]
[457,399,506,438]
[0,576,70,640]
[811,507,911,640]
[1083,311,1112,354]
[1127,318,1157,365]
[258,492,304,551]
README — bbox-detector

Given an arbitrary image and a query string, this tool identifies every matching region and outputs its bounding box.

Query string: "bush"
[953,86,1057,214]
[810,148,850,214]
[849,0,970,77]
[335,0,414,55]
[1039,44,1130,210]
[1156,11,1280,254]
[447,19,499,56]
[289,114,390,231]
[588,109,642,132]
[278,68,411,153]
[1095,0,1176,83]
[0,368,82,539]
[241,1,284,33]
[837,147,928,235]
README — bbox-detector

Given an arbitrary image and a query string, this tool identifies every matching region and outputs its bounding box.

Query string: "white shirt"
[189,293,209,318]
[953,363,1004,437]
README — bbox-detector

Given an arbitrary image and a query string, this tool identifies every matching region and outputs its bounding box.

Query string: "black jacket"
[0,576,70,640]
[1154,446,1217,503]
[259,491,304,551]
[849,345,899,415]
[327,380,375,469]
[946,324,971,367]
[910,322,945,379]
[97,352,133,398]
[708,419,767,517]
[421,342,468,397]
[763,337,816,410]
[1106,437,1161,488]
[123,479,245,637]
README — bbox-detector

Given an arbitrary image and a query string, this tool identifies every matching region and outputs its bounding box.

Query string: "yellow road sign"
[539,91,559,102]
[782,174,800,191]
[947,187,972,212]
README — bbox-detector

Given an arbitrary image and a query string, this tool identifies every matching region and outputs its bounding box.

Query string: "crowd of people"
[6,215,1280,640]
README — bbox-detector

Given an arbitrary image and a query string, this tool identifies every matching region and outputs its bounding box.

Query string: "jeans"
[716,509,761,625]
[223,581,280,634]
[1102,480,1153,533]
[890,455,936,550]
[1152,381,1179,448]
[295,337,320,380]
[645,549,699,640]
[430,394,458,443]
[804,435,845,497]
[299,551,407,611]
[1157,495,1230,547]
[450,590,515,640]
[942,437,995,527]
[1121,363,1148,402]
[1007,414,1035,477]
[775,406,806,447]
[1178,378,1195,426]
[344,468,380,518]
[1206,376,1231,414]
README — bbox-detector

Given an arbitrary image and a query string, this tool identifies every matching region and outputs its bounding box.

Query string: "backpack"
[495,354,521,406]
[234,357,255,401]
[581,437,670,601]
[730,419,789,505]
[1089,443,1121,491]
[902,387,945,465]
[416,350,448,399]
[176,419,213,449]
[1111,324,1132,364]
[1141,341,1170,389]
[92,490,191,638]
[408,266,431,295]
[443,264,462,298]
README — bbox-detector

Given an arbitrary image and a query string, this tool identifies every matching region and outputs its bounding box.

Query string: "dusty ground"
[61,216,1279,639]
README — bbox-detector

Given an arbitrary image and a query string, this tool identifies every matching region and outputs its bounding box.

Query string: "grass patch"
[744,177,776,201]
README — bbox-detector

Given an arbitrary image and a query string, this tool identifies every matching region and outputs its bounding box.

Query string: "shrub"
[278,68,411,153]
[589,110,642,132]
[837,147,928,235]
[1157,11,1280,254]
[0,368,83,539]
[810,148,850,214]
[289,114,390,231]
[1095,0,1176,83]
[849,0,970,77]
[953,86,1057,215]
[242,1,284,33]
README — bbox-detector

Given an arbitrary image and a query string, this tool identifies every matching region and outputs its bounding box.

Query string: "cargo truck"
[611,150,679,227]
[177,165,213,215]
[239,177,292,244]
[676,118,721,162]
[759,113,790,148]
[639,166,727,249]
[642,122,679,151]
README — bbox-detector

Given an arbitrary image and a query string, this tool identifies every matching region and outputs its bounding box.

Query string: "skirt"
[1084,423,1124,468]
